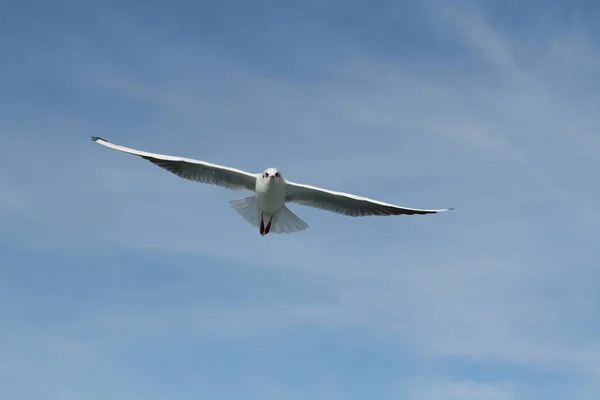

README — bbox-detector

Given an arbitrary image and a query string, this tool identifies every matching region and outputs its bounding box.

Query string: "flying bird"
[91,137,453,236]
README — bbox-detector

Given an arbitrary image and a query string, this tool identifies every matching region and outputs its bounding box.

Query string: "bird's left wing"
[284,181,453,216]
[91,137,257,191]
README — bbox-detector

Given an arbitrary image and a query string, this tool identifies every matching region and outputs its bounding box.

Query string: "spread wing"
[284,181,453,216]
[91,137,257,191]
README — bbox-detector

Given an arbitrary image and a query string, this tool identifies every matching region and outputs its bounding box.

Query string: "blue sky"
[1,0,600,399]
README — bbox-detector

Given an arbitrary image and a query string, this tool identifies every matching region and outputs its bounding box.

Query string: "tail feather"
[270,205,309,234]
[230,197,309,234]
[230,196,260,227]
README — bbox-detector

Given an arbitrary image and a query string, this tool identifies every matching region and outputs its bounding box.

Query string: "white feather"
[91,136,257,191]
[270,205,309,234]
[284,181,453,216]
[230,196,260,227]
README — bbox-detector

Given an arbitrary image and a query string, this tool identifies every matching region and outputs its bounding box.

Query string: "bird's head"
[262,168,282,181]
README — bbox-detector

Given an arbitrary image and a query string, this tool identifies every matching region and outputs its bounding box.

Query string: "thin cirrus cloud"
[1,0,600,399]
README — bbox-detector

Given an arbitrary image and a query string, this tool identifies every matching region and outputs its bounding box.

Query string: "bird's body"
[255,168,286,214]
[253,168,287,235]
[91,137,453,236]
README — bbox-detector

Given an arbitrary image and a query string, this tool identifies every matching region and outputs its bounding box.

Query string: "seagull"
[91,137,453,236]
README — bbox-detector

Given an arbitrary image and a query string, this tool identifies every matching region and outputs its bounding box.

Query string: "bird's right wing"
[91,137,257,191]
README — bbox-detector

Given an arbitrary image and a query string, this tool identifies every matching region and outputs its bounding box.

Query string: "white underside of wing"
[284,181,453,216]
[91,137,258,191]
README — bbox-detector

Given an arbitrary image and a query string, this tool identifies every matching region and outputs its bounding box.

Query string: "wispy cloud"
[399,378,517,400]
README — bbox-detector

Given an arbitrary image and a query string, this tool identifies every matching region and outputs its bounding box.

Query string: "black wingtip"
[90,136,105,142]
